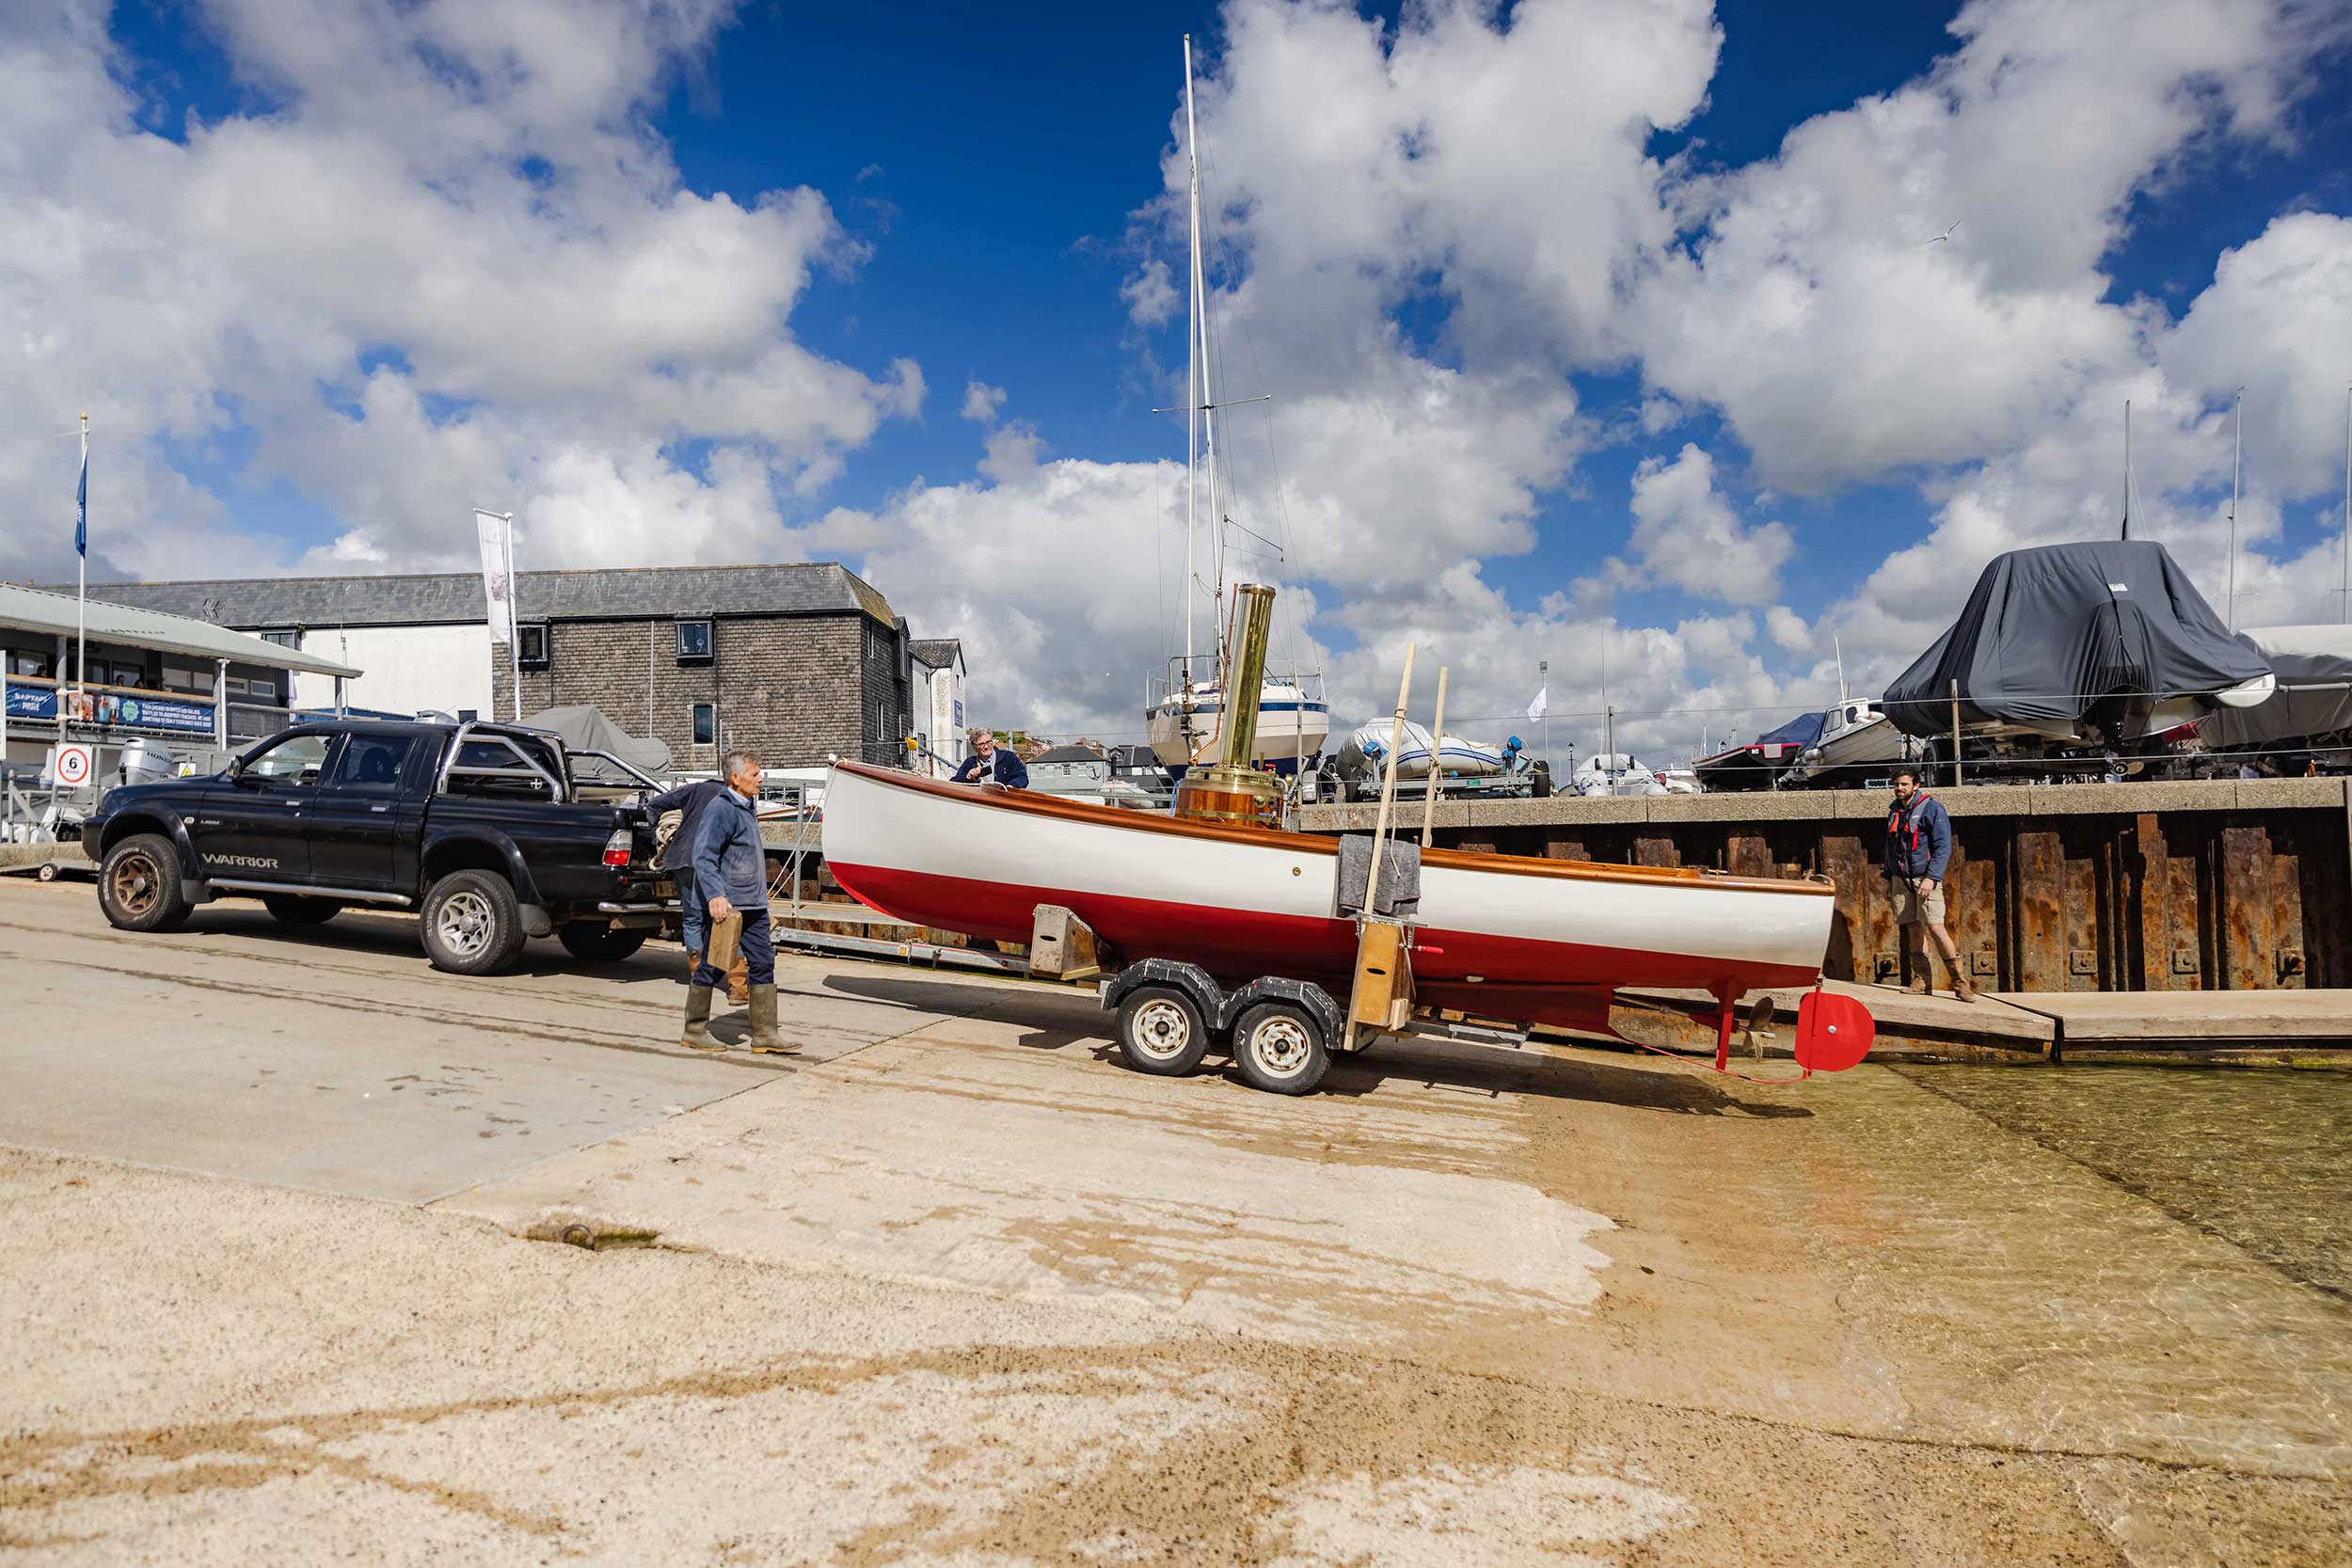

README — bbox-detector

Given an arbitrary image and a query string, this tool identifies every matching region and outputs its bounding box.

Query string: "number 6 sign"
[46,743,94,788]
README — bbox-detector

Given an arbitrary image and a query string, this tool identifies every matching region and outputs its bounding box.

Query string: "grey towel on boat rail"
[1336,835,1420,920]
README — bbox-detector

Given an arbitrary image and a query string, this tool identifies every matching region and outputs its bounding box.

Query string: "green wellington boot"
[680,985,725,1051]
[745,984,798,1055]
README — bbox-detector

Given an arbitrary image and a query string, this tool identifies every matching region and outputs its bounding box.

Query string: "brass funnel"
[1173,583,1283,828]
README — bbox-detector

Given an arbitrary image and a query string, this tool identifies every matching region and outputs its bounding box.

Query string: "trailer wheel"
[1232,1001,1327,1095]
[1114,985,1210,1076]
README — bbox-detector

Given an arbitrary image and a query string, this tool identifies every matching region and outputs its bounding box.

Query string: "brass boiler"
[1173,582,1285,828]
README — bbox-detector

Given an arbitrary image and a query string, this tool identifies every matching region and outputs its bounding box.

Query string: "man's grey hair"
[721,749,760,782]
[968,728,993,744]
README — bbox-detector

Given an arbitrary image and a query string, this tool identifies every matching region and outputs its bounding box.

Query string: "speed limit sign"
[46,743,94,788]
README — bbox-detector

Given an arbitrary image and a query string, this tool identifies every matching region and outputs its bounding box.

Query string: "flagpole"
[503,513,522,722]
[1537,658,1549,777]
[75,413,88,702]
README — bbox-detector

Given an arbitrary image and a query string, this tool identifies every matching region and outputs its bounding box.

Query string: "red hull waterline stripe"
[829,861,1822,1002]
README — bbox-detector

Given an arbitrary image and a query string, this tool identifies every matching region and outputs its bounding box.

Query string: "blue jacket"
[952,749,1029,789]
[1883,791,1951,881]
[645,778,730,873]
[690,786,768,908]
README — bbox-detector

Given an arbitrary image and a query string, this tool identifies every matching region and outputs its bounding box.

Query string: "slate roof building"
[78,564,942,773]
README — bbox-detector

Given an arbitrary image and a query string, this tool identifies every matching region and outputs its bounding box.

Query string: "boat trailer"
[1028,900,1876,1098]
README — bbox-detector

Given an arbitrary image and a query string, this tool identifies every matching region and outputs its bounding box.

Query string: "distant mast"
[1181,34,1221,676]
[2121,399,2132,541]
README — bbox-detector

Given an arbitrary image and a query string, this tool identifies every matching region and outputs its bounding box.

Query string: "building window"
[691,703,716,745]
[516,623,549,669]
[676,619,713,663]
[456,708,479,722]
[259,629,299,649]
[160,664,207,694]
[8,652,53,680]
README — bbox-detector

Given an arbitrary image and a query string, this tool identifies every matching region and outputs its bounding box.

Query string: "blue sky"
[8,0,2351,751]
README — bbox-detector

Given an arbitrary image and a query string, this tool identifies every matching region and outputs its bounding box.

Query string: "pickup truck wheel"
[558,922,649,963]
[263,895,343,927]
[1113,985,1211,1076]
[421,870,525,974]
[99,833,192,933]
[1232,1001,1328,1095]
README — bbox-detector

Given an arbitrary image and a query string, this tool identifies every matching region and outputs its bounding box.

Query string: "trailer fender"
[1099,959,1225,1027]
[1220,976,1343,1049]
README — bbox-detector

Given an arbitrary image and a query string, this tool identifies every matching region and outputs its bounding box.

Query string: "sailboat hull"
[820,762,1836,1030]
[1147,684,1329,771]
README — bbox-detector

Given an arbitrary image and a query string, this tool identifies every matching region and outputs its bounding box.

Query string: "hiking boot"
[726,952,751,1006]
[683,946,703,981]
[1905,968,1931,996]
[680,984,725,1051]
[745,983,798,1054]
[1942,957,1979,1004]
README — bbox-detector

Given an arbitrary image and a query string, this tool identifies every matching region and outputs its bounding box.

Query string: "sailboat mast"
[1180,40,1199,671]
[2122,398,2132,540]
[2228,389,2242,633]
[1183,35,1222,670]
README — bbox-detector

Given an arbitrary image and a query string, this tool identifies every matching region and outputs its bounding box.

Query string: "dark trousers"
[674,864,704,954]
[692,907,773,989]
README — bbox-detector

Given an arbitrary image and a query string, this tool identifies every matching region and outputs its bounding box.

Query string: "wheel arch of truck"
[97,811,200,879]
[419,828,543,907]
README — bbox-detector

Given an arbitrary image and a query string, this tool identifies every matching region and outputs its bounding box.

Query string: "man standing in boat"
[1883,767,1976,1003]
[951,729,1029,789]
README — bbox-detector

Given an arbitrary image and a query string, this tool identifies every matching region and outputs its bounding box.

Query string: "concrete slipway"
[1,878,2347,1565]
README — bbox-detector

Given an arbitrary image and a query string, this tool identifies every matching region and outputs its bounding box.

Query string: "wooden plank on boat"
[1026,903,1108,982]
[1347,917,1415,1036]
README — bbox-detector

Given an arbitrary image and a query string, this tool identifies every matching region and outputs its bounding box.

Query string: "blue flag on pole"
[75,448,87,558]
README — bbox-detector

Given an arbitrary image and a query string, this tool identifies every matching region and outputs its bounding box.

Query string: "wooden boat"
[821,760,1838,1036]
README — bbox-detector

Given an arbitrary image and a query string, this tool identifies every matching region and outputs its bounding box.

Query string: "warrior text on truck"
[81,720,674,974]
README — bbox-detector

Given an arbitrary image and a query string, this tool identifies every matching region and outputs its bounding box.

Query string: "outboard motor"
[118,736,178,788]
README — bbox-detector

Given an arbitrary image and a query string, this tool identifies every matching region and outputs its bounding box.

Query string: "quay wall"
[1297,779,2352,993]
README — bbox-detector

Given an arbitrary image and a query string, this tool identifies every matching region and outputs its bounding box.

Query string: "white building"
[910,639,967,779]
[0,582,360,775]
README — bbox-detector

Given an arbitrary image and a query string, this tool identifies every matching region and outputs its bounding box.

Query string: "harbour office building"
[80,563,953,775]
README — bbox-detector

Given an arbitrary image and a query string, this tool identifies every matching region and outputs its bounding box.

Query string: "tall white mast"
[2227,389,2242,633]
[2341,382,2349,626]
[1181,38,1199,671]
[1183,34,1222,674]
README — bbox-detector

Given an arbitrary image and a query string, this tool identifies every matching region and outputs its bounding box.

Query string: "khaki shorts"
[1891,877,1946,927]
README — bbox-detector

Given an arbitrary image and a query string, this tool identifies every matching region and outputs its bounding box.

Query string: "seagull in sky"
[1925,219,1962,244]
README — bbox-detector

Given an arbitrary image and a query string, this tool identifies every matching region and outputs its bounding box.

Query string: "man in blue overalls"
[1883,766,1977,1003]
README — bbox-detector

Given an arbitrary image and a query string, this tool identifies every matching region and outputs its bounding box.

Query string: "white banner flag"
[475,508,516,645]
[1526,685,1548,722]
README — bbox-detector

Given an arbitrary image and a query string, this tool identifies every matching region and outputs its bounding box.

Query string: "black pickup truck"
[82,719,675,974]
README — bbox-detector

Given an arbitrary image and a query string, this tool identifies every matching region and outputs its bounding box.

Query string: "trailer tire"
[421,870,526,974]
[1114,985,1210,1077]
[1232,1001,1327,1095]
[98,832,192,933]
[263,895,342,927]
[558,922,649,963]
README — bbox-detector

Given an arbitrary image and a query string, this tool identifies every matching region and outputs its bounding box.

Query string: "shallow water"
[1890,1063,2352,1301]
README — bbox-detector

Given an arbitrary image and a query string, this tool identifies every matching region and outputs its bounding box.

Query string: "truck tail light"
[602,829,632,869]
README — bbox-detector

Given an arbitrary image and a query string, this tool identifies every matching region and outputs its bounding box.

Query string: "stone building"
[79,563,939,774]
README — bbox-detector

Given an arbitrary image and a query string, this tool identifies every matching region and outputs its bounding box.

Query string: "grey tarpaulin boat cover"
[2196,626,2352,749]
[522,705,674,783]
[1883,541,2271,741]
